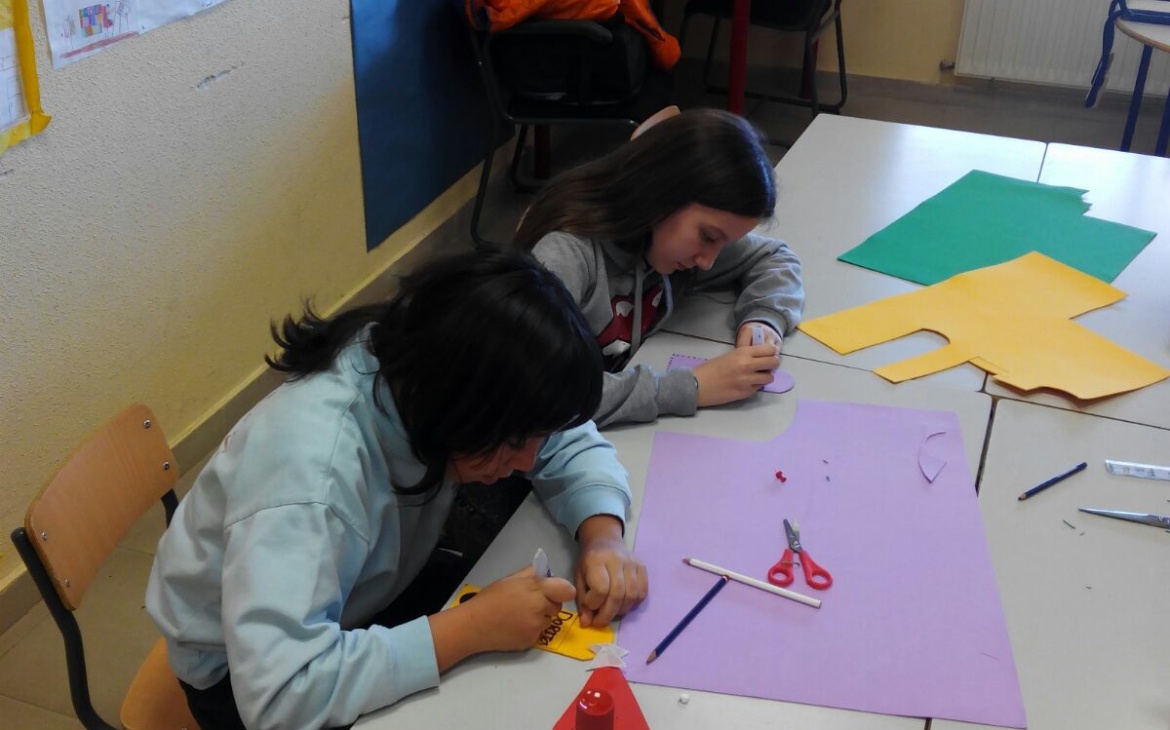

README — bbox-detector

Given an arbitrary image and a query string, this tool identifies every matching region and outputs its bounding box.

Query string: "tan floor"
[2,69,1165,728]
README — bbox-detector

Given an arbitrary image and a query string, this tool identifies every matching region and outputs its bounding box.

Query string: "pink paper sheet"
[619,400,1026,728]
[667,353,795,394]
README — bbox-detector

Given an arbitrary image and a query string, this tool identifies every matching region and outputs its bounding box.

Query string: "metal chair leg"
[471,115,506,250]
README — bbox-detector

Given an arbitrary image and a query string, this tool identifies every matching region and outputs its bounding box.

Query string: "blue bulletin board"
[350,0,492,250]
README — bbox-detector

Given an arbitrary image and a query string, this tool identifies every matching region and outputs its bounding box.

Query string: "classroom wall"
[0,0,479,609]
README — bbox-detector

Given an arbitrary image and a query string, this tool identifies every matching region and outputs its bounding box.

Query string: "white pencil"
[683,557,822,609]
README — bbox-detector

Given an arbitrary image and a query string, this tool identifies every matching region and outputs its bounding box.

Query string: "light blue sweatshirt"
[145,335,630,730]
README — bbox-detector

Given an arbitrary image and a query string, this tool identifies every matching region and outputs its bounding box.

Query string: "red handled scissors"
[768,518,833,590]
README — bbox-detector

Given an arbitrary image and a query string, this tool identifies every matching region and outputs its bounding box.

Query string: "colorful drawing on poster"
[1,0,50,155]
[41,0,229,68]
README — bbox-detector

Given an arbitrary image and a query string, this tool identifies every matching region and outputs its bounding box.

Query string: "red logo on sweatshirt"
[596,285,665,370]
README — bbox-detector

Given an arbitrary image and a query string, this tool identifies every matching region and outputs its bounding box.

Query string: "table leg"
[1122,44,1152,152]
[1156,82,1170,156]
[728,0,750,114]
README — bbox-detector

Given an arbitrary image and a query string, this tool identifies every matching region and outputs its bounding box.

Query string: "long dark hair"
[514,108,776,250]
[267,250,604,496]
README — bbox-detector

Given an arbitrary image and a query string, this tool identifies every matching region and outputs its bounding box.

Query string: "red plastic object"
[775,470,787,482]
[575,688,615,730]
[552,667,650,730]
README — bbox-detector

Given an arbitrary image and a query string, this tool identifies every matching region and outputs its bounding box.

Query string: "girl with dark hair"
[516,107,805,428]
[146,250,646,730]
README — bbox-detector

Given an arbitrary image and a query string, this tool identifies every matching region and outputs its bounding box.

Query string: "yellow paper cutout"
[448,584,614,660]
[799,252,1170,399]
[1,0,51,155]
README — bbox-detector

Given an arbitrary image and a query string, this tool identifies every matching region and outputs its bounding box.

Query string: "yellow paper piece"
[799,252,1170,399]
[448,584,614,661]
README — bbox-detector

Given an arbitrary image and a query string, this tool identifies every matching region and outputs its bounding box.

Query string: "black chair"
[680,0,846,116]
[466,13,673,249]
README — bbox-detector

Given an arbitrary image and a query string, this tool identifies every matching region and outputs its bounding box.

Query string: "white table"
[665,114,1048,393]
[356,332,991,730]
[984,143,1170,429]
[934,399,1170,730]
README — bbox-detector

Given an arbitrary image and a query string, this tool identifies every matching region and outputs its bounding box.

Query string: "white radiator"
[957,0,1170,96]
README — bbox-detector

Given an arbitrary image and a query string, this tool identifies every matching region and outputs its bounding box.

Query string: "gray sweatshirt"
[533,231,804,427]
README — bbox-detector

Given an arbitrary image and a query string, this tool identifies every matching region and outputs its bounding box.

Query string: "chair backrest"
[11,403,185,730]
[23,403,178,609]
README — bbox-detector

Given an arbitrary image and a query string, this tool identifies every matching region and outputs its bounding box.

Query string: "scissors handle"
[800,552,833,590]
[767,549,797,587]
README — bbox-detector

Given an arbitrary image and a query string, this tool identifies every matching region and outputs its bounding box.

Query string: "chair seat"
[506,71,674,125]
[684,0,826,29]
[120,638,201,730]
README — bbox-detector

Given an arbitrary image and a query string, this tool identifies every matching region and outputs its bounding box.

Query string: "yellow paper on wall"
[1,0,51,155]
[799,252,1170,399]
[448,584,614,660]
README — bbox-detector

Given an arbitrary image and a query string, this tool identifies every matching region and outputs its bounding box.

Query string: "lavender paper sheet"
[619,399,1026,728]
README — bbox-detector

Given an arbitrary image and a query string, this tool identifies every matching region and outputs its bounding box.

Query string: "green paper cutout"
[838,170,1156,285]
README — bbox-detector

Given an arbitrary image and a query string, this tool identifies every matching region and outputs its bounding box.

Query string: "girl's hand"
[429,566,575,670]
[735,322,783,351]
[693,345,779,407]
[575,515,648,628]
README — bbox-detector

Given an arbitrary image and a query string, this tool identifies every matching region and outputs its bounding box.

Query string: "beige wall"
[0,0,476,595]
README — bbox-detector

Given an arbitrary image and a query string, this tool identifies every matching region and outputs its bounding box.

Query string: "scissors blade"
[783,518,801,551]
[1078,508,1170,529]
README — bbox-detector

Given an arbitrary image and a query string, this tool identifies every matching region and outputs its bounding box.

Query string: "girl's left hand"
[736,323,783,352]
[574,515,648,628]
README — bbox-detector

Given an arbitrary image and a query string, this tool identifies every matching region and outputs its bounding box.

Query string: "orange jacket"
[466,0,680,70]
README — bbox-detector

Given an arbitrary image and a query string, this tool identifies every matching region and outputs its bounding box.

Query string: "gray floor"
[2,62,1166,728]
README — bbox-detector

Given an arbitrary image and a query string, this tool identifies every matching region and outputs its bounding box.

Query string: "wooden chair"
[9,404,200,730]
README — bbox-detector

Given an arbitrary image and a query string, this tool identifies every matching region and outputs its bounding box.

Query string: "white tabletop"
[1118,2,1170,53]
[984,143,1170,428]
[665,114,1049,392]
[934,399,1170,730]
[356,332,991,730]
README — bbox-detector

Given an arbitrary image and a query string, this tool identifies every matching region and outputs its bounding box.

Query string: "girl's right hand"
[473,567,576,651]
[692,345,779,407]
[429,566,576,670]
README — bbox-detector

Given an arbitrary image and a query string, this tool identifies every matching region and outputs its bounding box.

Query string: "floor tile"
[0,696,78,730]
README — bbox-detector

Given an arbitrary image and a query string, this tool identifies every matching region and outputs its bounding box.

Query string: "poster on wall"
[40,0,231,68]
[2,0,50,155]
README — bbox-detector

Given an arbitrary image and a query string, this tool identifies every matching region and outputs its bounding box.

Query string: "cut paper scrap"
[667,353,795,394]
[553,667,650,730]
[800,252,1170,400]
[838,169,1156,285]
[586,643,629,671]
[918,428,948,483]
[447,584,615,660]
[618,400,1026,728]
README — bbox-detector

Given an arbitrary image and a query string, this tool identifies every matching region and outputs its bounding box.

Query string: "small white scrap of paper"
[533,548,551,578]
[586,643,629,671]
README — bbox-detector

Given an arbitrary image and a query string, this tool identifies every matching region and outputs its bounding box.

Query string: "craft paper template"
[667,353,795,394]
[448,585,613,661]
[799,252,1170,399]
[838,169,1156,285]
[619,400,1026,728]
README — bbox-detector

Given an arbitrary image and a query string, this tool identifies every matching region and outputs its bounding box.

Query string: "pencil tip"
[1017,494,1027,501]
[646,652,657,664]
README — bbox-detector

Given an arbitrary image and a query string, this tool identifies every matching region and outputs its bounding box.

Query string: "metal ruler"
[1104,460,1170,481]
